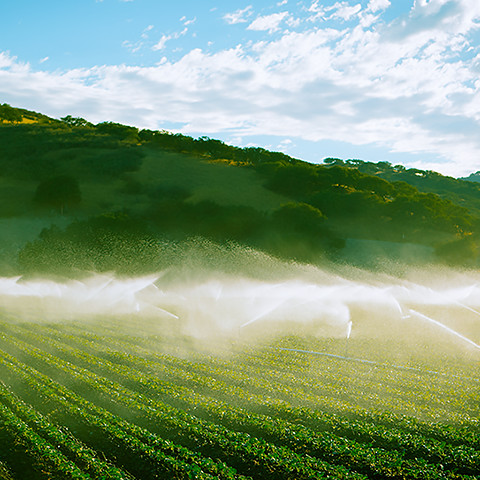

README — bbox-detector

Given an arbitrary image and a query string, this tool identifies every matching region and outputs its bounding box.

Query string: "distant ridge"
[461,171,480,183]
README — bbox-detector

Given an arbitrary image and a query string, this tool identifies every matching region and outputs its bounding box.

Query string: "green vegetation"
[33,175,82,214]
[1,104,480,272]
[0,315,478,479]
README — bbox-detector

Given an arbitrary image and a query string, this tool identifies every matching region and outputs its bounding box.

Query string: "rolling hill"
[1,103,479,274]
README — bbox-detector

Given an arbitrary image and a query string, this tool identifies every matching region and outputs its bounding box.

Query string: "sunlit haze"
[1,263,479,354]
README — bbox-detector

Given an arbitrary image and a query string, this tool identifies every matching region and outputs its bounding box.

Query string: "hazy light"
[0,265,478,357]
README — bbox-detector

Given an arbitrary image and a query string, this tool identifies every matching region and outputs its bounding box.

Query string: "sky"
[1,0,480,177]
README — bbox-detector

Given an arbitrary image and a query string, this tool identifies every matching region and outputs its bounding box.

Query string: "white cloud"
[152,28,188,51]
[3,0,480,176]
[307,1,323,13]
[152,35,171,51]
[286,16,301,28]
[305,1,328,22]
[123,39,142,53]
[404,0,480,37]
[308,1,362,23]
[360,13,378,28]
[277,138,293,152]
[247,12,289,33]
[39,56,49,64]
[329,2,362,21]
[180,16,196,26]
[140,24,154,40]
[223,6,253,25]
[366,0,390,13]
[277,0,288,5]
[0,52,16,68]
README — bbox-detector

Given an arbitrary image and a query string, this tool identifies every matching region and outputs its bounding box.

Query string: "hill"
[1,103,479,274]
[323,158,480,217]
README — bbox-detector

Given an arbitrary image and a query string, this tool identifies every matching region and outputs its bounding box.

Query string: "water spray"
[344,321,352,357]
[409,309,480,351]
[0,266,479,359]
[453,301,480,317]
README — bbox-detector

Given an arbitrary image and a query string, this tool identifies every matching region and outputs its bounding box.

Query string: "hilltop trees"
[0,103,22,123]
[60,115,92,127]
[2,103,480,271]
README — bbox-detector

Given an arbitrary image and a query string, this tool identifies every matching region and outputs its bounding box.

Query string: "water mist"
[0,261,479,359]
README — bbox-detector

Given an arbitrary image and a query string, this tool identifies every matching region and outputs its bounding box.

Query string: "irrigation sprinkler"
[344,321,352,357]
[154,306,179,319]
[453,301,480,317]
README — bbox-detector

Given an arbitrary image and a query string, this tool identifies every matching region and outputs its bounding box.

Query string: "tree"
[60,115,92,127]
[95,122,139,143]
[0,104,22,123]
[33,175,81,214]
[266,202,342,262]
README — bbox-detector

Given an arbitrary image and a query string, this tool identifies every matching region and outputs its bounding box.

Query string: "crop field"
[0,313,478,480]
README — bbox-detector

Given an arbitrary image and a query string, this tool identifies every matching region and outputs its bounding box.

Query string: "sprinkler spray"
[344,320,352,357]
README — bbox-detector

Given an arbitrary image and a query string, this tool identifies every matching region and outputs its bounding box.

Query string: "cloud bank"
[1,0,480,176]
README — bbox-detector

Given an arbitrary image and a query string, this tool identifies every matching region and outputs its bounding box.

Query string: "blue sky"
[1,0,480,177]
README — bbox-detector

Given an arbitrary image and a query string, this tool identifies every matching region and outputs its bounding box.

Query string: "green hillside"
[324,158,480,217]
[462,171,480,184]
[1,103,479,274]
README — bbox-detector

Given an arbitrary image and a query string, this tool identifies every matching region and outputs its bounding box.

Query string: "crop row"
[0,391,92,480]
[0,461,14,480]
[1,326,479,479]
[0,333,365,480]
[25,322,480,459]
[46,319,479,426]
[31,320,479,449]
[0,347,244,480]
[0,381,132,480]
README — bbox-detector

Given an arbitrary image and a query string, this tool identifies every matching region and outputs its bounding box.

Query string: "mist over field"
[2,242,479,366]
[0,104,478,375]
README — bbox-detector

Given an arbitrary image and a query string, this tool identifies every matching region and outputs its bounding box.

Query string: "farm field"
[0,312,478,480]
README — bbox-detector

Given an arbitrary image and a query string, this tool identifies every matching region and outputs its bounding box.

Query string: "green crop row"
[2,325,479,479]
[0,461,14,480]
[0,330,368,480]
[0,381,133,479]
[47,319,479,427]
[22,322,480,476]
[35,320,479,449]
[1,317,478,480]
[0,347,244,480]
[0,397,91,480]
